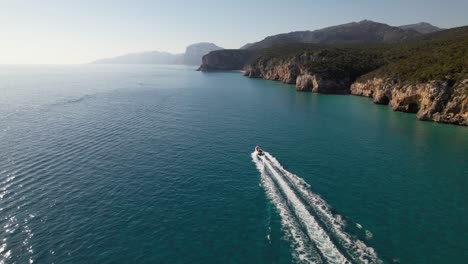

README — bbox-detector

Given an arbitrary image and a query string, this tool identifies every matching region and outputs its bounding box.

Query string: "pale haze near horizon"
[1,0,467,64]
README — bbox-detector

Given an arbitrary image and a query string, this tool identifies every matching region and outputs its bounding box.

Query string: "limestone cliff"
[351,78,468,125]
[244,56,467,125]
[197,50,255,71]
[244,61,353,94]
[244,48,381,94]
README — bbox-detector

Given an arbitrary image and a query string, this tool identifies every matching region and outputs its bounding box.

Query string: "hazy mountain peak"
[184,43,223,65]
[186,42,221,48]
[91,50,183,64]
[91,42,223,65]
[399,22,444,34]
[358,19,376,23]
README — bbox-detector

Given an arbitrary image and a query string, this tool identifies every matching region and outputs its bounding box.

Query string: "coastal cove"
[0,65,467,263]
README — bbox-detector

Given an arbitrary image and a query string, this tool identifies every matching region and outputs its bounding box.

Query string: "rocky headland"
[198,22,468,126]
[198,50,255,71]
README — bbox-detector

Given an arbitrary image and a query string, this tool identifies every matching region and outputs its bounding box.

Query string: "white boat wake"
[252,151,382,264]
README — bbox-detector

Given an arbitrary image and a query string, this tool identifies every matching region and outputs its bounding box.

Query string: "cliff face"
[244,57,467,125]
[244,59,352,94]
[198,50,255,71]
[244,57,300,84]
[296,74,352,94]
[244,50,377,94]
[351,78,468,125]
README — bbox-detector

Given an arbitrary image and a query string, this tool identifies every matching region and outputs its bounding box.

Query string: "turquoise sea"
[0,65,466,263]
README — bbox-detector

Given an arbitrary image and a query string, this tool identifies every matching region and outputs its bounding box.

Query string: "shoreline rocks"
[243,55,359,94]
[245,60,467,125]
[351,78,468,125]
[296,74,351,94]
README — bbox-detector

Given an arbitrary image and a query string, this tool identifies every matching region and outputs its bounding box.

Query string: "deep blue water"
[0,65,466,264]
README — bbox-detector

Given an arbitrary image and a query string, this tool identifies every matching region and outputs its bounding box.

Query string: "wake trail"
[261,156,348,263]
[252,151,382,264]
[252,153,322,264]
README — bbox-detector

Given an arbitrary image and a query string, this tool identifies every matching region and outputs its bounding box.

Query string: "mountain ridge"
[399,22,444,34]
[91,50,183,64]
[242,20,421,50]
[92,42,223,65]
[184,42,223,65]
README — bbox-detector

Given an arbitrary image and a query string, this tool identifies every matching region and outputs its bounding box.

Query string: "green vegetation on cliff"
[200,25,468,125]
[253,26,468,85]
[245,20,420,50]
[254,44,385,79]
[360,26,468,85]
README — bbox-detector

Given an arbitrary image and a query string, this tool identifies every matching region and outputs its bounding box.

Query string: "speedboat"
[255,146,264,156]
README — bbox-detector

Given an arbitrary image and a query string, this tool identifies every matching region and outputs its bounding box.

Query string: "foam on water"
[252,153,321,263]
[264,152,382,263]
[253,151,382,264]
[253,153,346,263]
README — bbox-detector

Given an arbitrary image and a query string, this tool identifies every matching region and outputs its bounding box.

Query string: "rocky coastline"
[244,58,467,125]
[243,57,355,94]
[201,51,467,125]
[351,78,468,125]
[198,25,468,126]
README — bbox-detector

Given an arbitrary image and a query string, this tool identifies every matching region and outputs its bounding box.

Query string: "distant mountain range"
[398,22,444,34]
[91,51,183,65]
[92,42,222,65]
[201,20,449,72]
[92,21,443,65]
[240,20,442,50]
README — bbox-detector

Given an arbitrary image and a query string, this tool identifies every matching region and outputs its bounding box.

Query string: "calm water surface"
[0,65,466,263]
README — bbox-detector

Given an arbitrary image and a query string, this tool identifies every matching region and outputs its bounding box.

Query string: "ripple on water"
[0,65,466,263]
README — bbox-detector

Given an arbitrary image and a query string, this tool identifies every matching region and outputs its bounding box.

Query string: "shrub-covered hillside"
[360,26,468,84]
[252,26,468,84]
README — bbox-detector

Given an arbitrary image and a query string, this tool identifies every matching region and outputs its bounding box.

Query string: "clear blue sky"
[1,0,467,64]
